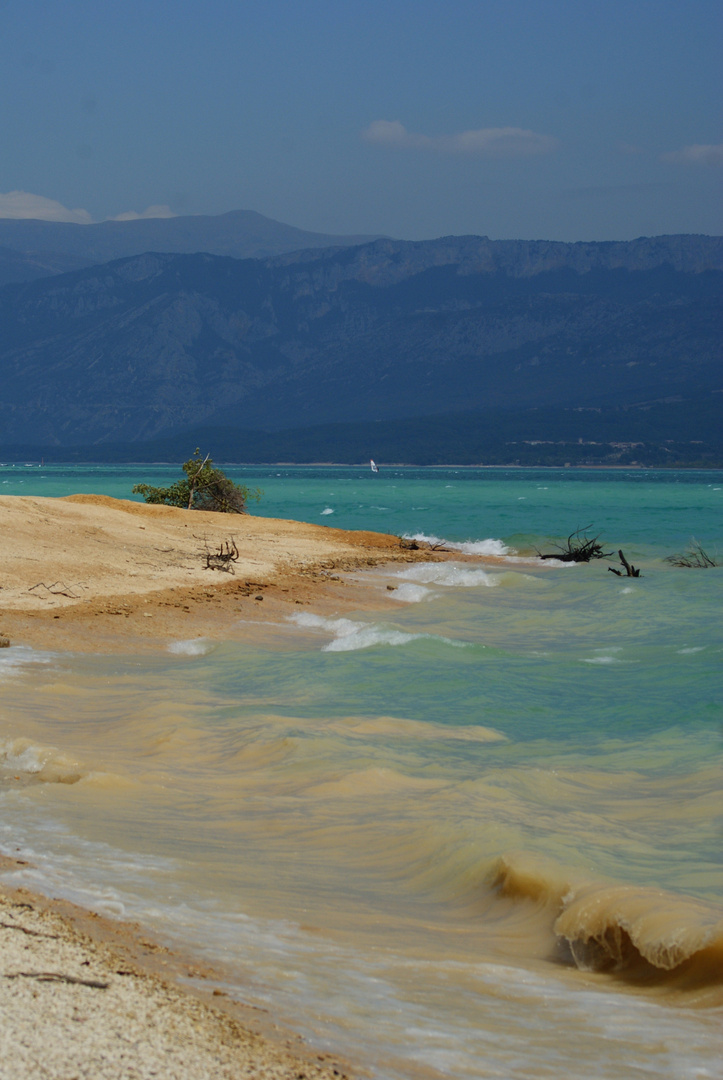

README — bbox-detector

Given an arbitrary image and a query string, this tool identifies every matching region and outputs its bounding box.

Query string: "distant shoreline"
[3,460,723,470]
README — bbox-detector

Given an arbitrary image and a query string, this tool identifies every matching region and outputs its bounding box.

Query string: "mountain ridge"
[0,233,720,462]
[0,208,385,284]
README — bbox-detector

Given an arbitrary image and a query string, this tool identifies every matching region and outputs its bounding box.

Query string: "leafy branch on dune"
[133,450,261,514]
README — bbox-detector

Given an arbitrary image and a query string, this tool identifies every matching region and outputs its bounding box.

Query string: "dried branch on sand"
[202,538,240,572]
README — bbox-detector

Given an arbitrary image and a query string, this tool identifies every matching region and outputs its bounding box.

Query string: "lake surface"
[1,465,721,1078]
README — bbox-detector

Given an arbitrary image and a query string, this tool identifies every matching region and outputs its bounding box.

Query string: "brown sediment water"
[0,493,721,1079]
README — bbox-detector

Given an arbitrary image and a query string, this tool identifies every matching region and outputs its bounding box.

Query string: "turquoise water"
[0,466,721,1078]
[2,462,721,550]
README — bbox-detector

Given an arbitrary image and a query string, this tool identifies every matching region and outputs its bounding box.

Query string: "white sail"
[370,459,379,473]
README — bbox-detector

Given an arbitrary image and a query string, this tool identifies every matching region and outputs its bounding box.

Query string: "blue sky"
[0,0,720,241]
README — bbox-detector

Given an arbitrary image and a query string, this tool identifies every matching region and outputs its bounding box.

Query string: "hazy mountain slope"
[6,394,722,467]
[0,245,88,286]
[0,235,720,448]
[267,232,723,281]
[0,209,383,280]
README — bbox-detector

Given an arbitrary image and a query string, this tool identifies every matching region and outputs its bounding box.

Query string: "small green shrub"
[133,450,261,514]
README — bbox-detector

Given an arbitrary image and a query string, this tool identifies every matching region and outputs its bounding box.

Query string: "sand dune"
[0,493,438,652]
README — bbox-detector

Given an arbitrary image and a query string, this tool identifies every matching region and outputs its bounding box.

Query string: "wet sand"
[0,857,354,1080]
[0,494,467,1077]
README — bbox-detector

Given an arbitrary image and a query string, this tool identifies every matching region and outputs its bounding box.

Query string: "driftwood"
[28,581,87,598]
[664,540,717,568]
[4,971,109,989]
[608,550,641,577]
[538,526,613,563]
[398,536,449,552]
[203,538,239,572]
[0,921,59,940]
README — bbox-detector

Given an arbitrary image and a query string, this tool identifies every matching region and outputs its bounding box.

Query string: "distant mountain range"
[0,227,721,466]
[0,209,384,285]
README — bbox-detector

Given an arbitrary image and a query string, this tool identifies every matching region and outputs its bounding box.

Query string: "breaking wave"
[0,737,85,785]
[492,854,723,986]
[0,645,56,680]
[403,533,511,556]
[396,563,499,588]
[167,638,215,657]
[388,582,433,603]
[289,612,467,653]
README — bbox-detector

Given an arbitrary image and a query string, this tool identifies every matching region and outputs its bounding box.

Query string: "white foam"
[581,648,637,665]
[167,638,214,656]
[403,532,512,557]
[0,645,56,680]
[289,612,464,653]
[320,507,334,515]
[0,737,83,784]
[396,563,498,588]
[388,583,432,603]
[0,738,47,775]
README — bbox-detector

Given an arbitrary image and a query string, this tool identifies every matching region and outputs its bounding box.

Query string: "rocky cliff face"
[0,235,720,446]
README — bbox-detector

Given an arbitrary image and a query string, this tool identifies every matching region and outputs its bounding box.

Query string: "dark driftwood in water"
[608,550,641,577]
[664,540,717,568]
[397,536,450,552]
[538,526,613,563]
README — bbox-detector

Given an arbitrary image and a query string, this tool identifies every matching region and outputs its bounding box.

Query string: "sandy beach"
[0,493,448,654]
[0,493,460,1078]
[0,858,354,1080]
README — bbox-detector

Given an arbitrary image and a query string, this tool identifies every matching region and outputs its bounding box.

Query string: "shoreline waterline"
[0,492,502,1076]
[1,477,721,1079]
[0,864,358,1080]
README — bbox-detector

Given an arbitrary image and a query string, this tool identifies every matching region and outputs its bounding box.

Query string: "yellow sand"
[0,493,444,652]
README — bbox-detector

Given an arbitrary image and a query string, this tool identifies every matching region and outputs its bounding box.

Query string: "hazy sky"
[0,0,720,241]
